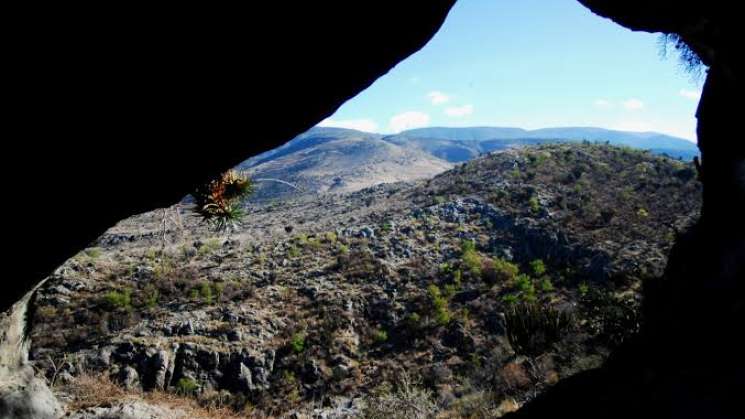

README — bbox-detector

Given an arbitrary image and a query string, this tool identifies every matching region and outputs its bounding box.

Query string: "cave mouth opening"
[18,1,710,417]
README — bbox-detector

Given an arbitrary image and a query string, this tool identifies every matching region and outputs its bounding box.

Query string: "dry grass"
[61,372,266,418]
[64,372,129,410]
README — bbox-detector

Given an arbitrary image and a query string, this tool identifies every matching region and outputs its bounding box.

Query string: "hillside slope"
[31,143,701,417]
[237,126,698,202]
[239,127,452,200]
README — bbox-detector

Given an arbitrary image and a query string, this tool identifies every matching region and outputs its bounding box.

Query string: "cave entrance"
[24,0,707,417]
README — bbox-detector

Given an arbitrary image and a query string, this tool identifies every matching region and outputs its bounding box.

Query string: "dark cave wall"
[579,0,744,290]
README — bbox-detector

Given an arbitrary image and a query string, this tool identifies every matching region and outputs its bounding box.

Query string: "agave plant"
[192,170,253,231]
[505,302,575,356]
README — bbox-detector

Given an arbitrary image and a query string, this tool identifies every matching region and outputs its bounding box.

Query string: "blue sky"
[318,0,703,141]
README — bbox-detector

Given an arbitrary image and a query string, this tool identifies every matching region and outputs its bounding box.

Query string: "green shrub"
[439,263,452,274]
[294,233,309,246]
[213,282,224,302]
[287,244,301,258]
[428,284,452,326]
[502,294,519,306]
[539,277,554,292]
[144,247,159,261]
[307,238,322,251]
[453,269,462,287]
[202,282,213,301]
[528,196,540,213]
[291,332,306,353]
[482,257,519,284]
[514,274,533,293]
[529,259,546,276]
[461,240,482,278]
[84,247,102,259]
[189,288,200,301]
[104,289,132,310]
[281,370,298,390]
[325,231,338,243]
[514,274,537,302]
[175,377,199,395]
[198,238,221,256]
[461,239,477,253]
[381,222,394,233]
[443,283,458,300]
[373,329,389,343]
[578,282,590,297]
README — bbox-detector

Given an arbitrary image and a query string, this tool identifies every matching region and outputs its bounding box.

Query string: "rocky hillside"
[238,127,452,200]
[29,143,701,418]
[237,126,698,201]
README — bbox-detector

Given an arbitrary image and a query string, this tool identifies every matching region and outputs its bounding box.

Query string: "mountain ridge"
[238,125,698,200]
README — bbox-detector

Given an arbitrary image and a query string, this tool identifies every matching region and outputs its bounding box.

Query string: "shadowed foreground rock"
[1,293,62,419]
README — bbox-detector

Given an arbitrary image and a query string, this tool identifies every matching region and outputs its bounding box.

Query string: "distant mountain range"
[239,126,698,199]
[388,126,698,162]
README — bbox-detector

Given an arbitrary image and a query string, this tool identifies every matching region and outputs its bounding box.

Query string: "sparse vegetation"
[175,377,199,396]
[372,329,388,343]
[31,142,700,417]
[428,284,452,326]
[530,259,546,276]
[460,239,482,278]
[103,289,132,310]
[362,373,437,419]
[291,332,306,353]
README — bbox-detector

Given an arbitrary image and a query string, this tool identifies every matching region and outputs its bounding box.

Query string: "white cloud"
[389,111,430,133]
[679,89,701,100]
[444,104,474,117]
[622,98,645,110]
[317,118,378,132]
[427,91,450,105]
[594,99,612,109]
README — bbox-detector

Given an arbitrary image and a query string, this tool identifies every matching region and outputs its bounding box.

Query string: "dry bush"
[64,372,130,410]
[361,372,437,419]
[61,372,261,418]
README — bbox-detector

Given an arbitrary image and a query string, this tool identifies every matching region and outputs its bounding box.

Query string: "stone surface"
[0,367,62,419]
[66,401,188,419]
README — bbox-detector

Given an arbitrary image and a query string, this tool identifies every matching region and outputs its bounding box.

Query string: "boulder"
[0,366,62,419]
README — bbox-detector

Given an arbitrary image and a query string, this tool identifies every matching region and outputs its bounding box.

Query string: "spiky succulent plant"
[192,170,253,231]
